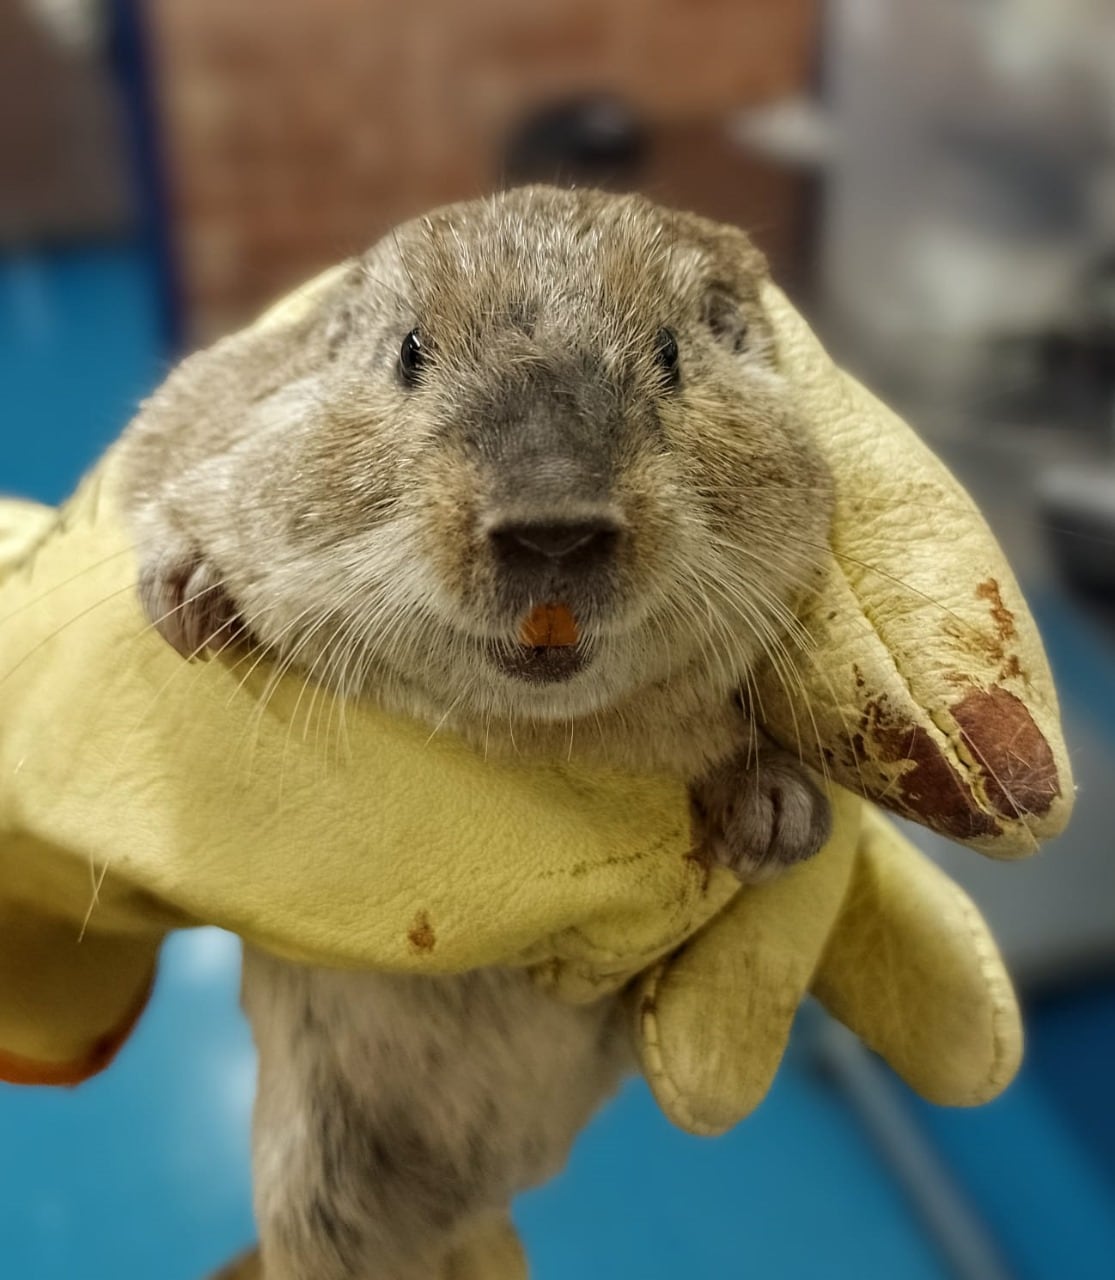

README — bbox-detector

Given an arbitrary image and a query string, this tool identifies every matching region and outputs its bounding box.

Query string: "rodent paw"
[138,550,242,660]
[690,747,831,884]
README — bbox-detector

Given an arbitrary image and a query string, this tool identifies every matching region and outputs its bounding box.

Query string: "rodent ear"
[702,286,750,354]
[324,301,357,361]
[663,209,770,354]
[250,260,360,338]
[248,259,371,362]
[660,207,768,275]
[665,207,769,280]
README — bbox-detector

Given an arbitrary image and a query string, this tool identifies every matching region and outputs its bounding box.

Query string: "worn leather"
[761,283,1072,854]
[0,470,737,1075]
[634,789,1023,1134]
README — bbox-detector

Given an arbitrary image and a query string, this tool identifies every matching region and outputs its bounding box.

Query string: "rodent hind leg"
[245,958,540,1280]
[249,1223,527,1280]
[251,1063,497,1280]
[243,952,624,1280]
[442,1215,528,1280]
[690,743,832,883]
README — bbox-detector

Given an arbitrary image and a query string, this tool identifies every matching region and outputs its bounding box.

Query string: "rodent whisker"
[83,613,261,938]
[691,564,809,745]
[424,674,480,747]
[252,582,374,789]
[226,602,318,707]
[685,552,831,784]
[326,586,411,762]
[693,483,849,496]
[110,605,243,784]
[693,526,823,652]
[221,621,337,785]
[768,528,973,633]
[673,569,738,702]
[0,543,138,632]
[0,580,138,697]
[644,602,675,685]
[315,608,363,766]
[294,601,371,746]
[699,558,872,798]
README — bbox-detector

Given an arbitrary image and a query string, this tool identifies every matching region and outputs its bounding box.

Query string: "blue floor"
[2,241,1113,1277]
[1,931,954,1280]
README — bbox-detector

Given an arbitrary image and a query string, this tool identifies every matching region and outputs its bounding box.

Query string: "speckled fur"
[117,188,835,1277]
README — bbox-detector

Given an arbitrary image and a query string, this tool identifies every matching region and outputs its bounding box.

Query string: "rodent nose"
[490,518,620,574]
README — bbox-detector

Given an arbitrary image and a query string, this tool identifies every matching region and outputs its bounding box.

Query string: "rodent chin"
[486,641,589,684]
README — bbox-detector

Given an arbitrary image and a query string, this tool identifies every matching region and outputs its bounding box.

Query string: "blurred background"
[2,0,1114,1275]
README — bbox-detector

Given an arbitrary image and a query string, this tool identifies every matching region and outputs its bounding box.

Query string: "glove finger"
[813,805,1022,1106]
[757,281,1072,855]
[0,890,161,1085]
[632,785,861,1136]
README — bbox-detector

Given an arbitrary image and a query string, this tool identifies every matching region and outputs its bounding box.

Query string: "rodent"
[117,186,835,1278]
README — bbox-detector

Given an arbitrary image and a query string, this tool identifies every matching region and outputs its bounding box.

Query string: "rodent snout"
[489,516,620,577]
[478,503,626,642]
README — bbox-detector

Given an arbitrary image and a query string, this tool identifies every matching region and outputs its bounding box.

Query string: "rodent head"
[122,187,833,731]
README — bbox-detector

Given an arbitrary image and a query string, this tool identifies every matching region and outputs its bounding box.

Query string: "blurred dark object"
[1038,465,1115,601]
[0,0,133,244]
[964,252,1115,430]
[1034,252,1115,408]
[504,95,646,187]
[106,0,184,353]
[144,0,819,339]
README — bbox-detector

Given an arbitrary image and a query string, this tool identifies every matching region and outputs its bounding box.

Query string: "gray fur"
[116,187,836,1276]
[244,954,629,1279]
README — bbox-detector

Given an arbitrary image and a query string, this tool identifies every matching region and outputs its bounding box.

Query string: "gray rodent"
[117,186,835,1278]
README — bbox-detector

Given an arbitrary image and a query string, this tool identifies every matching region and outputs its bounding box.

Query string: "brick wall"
[148,0,818,337]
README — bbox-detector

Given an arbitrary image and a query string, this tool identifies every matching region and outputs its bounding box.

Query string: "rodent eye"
[654,327,680,390]
[399,328,427,386]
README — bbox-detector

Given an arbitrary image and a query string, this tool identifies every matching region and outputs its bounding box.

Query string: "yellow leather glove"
[621,280,1071,1136]
[0,273,1068,1120]
[757,281,1071,853]
[634,787,1021,1137]
[0,469,736,1082]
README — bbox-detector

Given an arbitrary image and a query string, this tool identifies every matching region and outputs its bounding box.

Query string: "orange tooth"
[519,603,580,648]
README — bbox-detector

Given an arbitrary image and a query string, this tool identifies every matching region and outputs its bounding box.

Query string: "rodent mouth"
[486,641,589,684]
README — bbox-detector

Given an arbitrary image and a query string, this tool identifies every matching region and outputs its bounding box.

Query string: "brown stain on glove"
[976,578,1017,645]
[408,911,437,953]
[953,685,1060,820]
[972,579,1028,683]
[861,696,1001,841]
